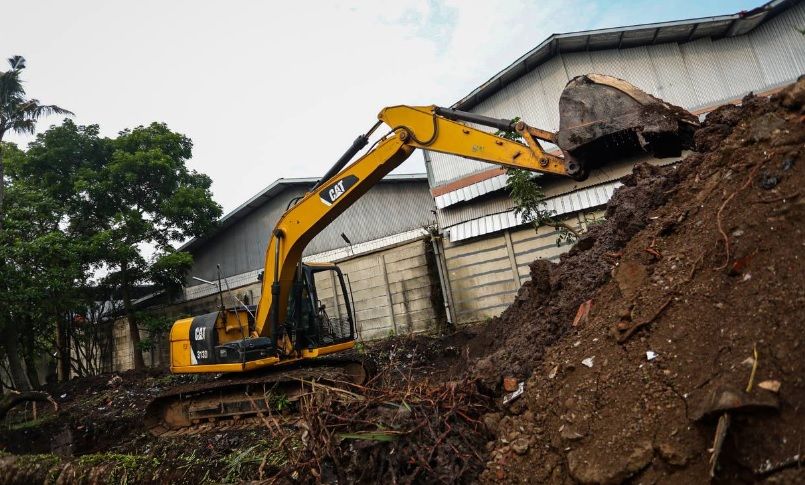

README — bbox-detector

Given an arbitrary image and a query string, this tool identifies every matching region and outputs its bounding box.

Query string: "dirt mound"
[481,79,804,483]
[474,159,682,389]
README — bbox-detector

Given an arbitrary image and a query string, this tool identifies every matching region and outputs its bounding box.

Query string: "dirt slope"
[480,79,804,483]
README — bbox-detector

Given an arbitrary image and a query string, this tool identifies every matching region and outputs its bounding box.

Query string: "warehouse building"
[426,0,805,323]
[112,174,441,370]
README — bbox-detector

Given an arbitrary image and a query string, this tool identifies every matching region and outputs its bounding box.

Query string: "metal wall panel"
[618,45,660,95]
[590,49,629,80]
[512,68,553,130]
[562,51,595,80]
[537,55,569,129]
[750,2,805,86]
[647,43,698,107]
[679,38,729,107]
[189,181,434,285]
[714,36,767,98]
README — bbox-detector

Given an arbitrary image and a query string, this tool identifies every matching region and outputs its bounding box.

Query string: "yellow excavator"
[145,74,697,435]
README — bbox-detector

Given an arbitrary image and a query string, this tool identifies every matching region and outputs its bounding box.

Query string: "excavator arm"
[253,104,578,346]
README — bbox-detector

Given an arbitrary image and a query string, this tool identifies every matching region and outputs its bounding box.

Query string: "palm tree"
[0,56,72,391]
[0,55,73,232]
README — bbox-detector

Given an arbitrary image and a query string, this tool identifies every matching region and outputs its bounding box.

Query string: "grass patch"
[7,414,57,430]
[76,453,160,484]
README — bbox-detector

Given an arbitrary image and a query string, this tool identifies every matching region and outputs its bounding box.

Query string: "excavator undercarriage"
[146,357,369,437]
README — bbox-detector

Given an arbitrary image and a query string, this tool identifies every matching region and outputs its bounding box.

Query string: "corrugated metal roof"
[182,228,428,302]
[446,182,620,242]
[434,173,508,209]
[452,0,795,112]
[442,152,688,242]
[436,149,688,214]
[179,173,427,252]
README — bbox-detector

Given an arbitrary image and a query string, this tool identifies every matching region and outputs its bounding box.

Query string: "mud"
[473,159,682,390]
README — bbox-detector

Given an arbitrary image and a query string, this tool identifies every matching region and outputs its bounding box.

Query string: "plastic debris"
[758,380,781,393]
[581,357,594,368]
[646,351,657,361]
[503,382,525,405]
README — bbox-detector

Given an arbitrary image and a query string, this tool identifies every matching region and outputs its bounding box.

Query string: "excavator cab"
[288,263,355,351]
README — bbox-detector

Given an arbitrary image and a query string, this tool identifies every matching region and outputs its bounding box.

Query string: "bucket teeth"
[556,73,699,179]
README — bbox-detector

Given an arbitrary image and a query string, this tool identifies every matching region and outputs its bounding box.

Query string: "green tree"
[495,121,579,244]
[7,119,220,376]
[82,123,221,370]
[0,56,71,390]
[0,55,72,231]
[0,160,85,390]
[10,121,112,382]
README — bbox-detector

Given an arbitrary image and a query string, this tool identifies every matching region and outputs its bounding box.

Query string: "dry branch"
[0,390,59,421]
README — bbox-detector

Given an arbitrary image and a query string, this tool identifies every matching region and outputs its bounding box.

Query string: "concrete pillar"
[379,254,398,334]
[503,229,523,286]
[329,270,342,320]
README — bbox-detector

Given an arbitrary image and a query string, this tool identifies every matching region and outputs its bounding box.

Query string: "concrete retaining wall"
[107,238,441,370]
[442,210,604,324]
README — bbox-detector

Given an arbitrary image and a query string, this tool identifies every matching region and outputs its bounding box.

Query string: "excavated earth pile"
[479,79,804,483]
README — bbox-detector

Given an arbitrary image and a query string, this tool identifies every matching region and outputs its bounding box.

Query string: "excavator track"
[145,357,370,437]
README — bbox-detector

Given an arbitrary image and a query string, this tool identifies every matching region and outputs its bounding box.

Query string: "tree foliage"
[1,116,222,384]
[0,56,73,390]
[495,120,579,245]
[0,55,73,230]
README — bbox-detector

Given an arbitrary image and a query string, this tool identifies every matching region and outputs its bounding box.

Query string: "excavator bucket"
[556,74,699,179]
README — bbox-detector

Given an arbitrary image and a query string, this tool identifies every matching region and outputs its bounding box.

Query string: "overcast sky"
[3,0,759,214]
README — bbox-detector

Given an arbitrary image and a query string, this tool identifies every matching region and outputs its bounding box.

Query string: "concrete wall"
[110,319,170,372]
[320,239,440,340]
[107,237,443,371]
[442,210,604,324]
[181,238,439,341]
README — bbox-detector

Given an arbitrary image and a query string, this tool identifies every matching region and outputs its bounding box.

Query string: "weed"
[75,453,159,484]
[8,414,57,430]
[260,390,290,411]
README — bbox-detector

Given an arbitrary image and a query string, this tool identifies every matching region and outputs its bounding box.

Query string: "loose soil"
[476,78,805,484]
[0,78,803,484]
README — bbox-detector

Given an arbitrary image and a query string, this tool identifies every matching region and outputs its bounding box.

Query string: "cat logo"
[320,175,358,206]
[329,180,345,201]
